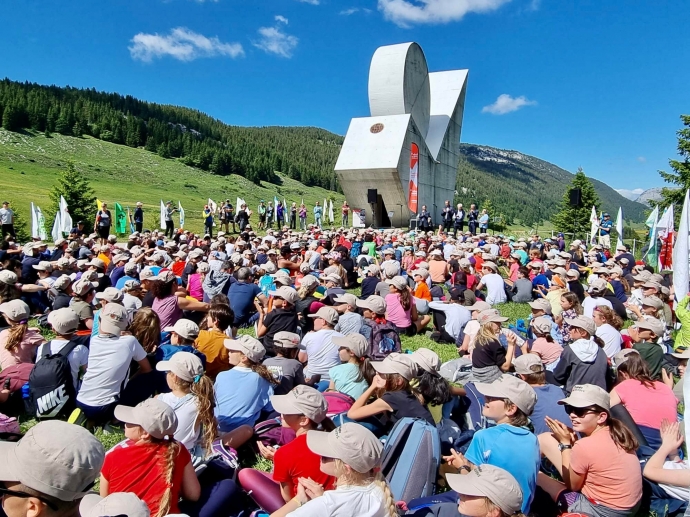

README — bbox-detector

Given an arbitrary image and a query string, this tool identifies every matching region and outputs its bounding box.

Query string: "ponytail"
[319,416,337,432]
[372,471,398,517]
[190,375,219,453]
[607,415,639,452]
[152,437,182,517]
[5,322,28,352]
[248,361,279,386]
[356,355,376,385]
[414,370,451,407]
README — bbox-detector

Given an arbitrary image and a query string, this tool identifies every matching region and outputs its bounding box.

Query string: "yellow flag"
[96,199,103,211]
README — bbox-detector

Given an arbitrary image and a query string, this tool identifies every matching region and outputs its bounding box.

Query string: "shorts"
[259,215,266,223]
[97,226,110,239]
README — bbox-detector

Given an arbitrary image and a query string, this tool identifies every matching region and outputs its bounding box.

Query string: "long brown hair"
[616,353,655,389]
[561,292,582,315]
[170,374,218,453]
[595,305,623,330]
[246,359,279,386]
[396,286,412,311]
[147,436,182,517]
[130,307,161,353]
[603,410,639,453]
[4,321,28,352]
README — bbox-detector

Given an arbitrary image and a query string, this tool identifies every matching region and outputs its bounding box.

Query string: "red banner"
[408,143,419,213]
[659,232,674,270]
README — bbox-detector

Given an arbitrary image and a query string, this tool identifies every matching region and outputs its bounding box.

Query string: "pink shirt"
[187,274,203,301]
[530,337,562,365]
[509,263,520,282]
[614,379,678,429]
[385,293,413,328]
[0,328,45,369]
[152,295,183,330]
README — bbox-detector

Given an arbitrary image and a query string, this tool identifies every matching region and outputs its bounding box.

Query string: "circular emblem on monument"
[370,123,384,134]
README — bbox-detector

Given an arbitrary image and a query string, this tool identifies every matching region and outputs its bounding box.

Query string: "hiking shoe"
[68,408,87,427]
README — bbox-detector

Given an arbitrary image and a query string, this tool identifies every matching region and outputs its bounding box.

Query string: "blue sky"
[1,0,688,197]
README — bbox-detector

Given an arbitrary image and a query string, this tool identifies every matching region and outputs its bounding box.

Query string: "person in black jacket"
[133,202,144,233]
[566,269,585,303]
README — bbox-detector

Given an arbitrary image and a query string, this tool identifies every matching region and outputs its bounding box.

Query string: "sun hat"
[356,295,387,315]
[672,349,690,359]
[446,465,523,516]
[269,286,300,305]
[308,306,340,326]
[411,348,441,373]
[371,352,417,380]
[531,316,553,335]
[163,318,200,340]
[558,384,610,411]
[32,261,53,272]
[635,317,665,337]
[47,308,80,335]
[306,423,382,474]
[156,351,204,383]
[151,270,176,283]
[477,309,509,325]
[271,385,328,423]
[114,399,178,439]
[564,315,597,336]
[466,300,492,312]
[385,276,408,291]
[641,296,664,309]
[0,420,104,501]
[99,303,129,335]
[71,277,97,297]
[475,374,537,415]
[513,353,544,375]
[332,334,369,358]
[95,287,124,303]
[273,331,301,349]
[612,349,639,368]
[224,335,266,363]
[0,299,30,321]
[80,492,149,517]
[528,298,552,315]
[333,293,358,310]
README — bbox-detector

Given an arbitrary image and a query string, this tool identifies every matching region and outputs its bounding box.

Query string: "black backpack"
[28,337,83,419]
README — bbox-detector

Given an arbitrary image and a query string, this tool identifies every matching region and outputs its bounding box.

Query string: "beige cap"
[269,286,300,305]
[99,303,129,335]
[513,353,544,375]
[671,349,690,359]
[411,348,440,373]
[48,308,80,335]
[635,317,665,337]
[0,270,18,284]
[273,331,301,349]
[32,261,53,272]
[0,299,30,322]
[156,351,203,382]
[72,277,97,296]
[271,272,292,286]
[80,492,149,517]
[114,399,178,439]
[0,420,104,501]
[224,334,266,363]
[483,261,498,272]
[641,296,664,309]
[152,270,176,283]
[112,254,129,264]
[139,266,156,280]
[531,316,553,335]
[333,293,358,309]
[412,269,429,280]
[385,276,408,291]
[163,318,200,340]
[477,309,509,325]
[95,287,124,303]
[87,258,106,269]
[466,300,492,312]
[589,278,608,293]
[528,298,552,314]
[475,374,537,415]
[53,274,72,291]
[332,334,369,358]
[271,385,328,423]
[564,315,597,336]
[356,295,387,315]
[306,423,382,474]
[260,262,277,274]
[446,465,523,515]
[565,269,580,280]
[371,352,417,380]
[559,383,610,411]
[309,306,339,326]
[633,270,652,282]
[321,274,342,285]
[382,262,400,278]
[612,348,639,367]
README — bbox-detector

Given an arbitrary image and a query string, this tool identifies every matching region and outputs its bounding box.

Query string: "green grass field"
[0,129,340,236]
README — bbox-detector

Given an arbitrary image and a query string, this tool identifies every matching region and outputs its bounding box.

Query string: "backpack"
[28,338,81,419]
[349,241,362,259]
[254,417,296,447]
[367,320,401,361]
[380,417,441,503]
[322,391,355,418]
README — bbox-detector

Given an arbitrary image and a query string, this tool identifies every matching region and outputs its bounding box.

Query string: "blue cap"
[156,240,165,246]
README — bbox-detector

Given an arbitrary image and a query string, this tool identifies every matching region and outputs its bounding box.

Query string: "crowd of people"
[0,201,688,517]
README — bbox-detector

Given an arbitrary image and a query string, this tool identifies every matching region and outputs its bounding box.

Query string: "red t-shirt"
[271,434,336,497]
[101,439,191,516]
[172,261,186,277]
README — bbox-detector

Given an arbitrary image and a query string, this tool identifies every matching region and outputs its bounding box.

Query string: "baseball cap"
[224,335,266,363]
[612,348,639,368]
[139,266,156,280]
[95,287,124,303]
[332,334,369,357]
[413,269,429,279]
[0,420,104,501]
[635,317,665,337]
[475,374,537,415]
[112,253,129,264]
[528,298,552,315]
[588,278,608,293]
[559,384,610,411]
[513,353,544,375]
[371,353,417,380]
[483,261,498,272]
[382,262,400,278]
[271,271,292,286]
[564,315,597,336]
[99,303,129,335]
[271,385,328,423]
[0,299,30,322]
[80,492,149,517]
[321,274,342,285]
[273,331,301,349]
[87,258,105,269]
[385,276,408,291]
[641,296,664,309]
[531,316,553,335]
[633,270,652,282]
[71,277,97,297]
[152,270,176,283]
[565,269,580,280]
[269,286,300,305]
[0,270,18,284]
[411,348,440,373]
[476,309,509,325]
[48,308,80,335]
[32,261,53,272]
[446,465,523,516]
[163,319,200,340]
[356,295,387,315]
[333,293,358,309]
[466,300,492,312]
[114,399,178,439]
[156,351,203,383]
[309,306,339,326]
[306,423,382,474]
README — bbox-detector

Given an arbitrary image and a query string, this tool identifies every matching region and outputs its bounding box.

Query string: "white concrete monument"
[334,42,468,228]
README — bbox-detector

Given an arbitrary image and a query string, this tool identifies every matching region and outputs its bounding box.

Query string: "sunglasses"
[0,486,59,510]
[563,405,599,418]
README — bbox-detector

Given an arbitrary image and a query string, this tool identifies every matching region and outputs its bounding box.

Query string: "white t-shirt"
[123,293,142,321]
[479,273,507,305]
[286,483,388,517]
[157,392,199,451]
[596,323,622,358]
[302,329,344,380]
[77,335,147,406]
[36,339,89,389]
[582,297,612,318]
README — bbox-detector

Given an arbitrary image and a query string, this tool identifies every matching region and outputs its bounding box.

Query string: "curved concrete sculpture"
[335,42,468,228]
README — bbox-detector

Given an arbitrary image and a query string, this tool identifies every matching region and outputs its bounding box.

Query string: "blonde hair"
[333,459,397,517]
[145,436,182,517]
[130,307,161,353]
[298,280,319,299]
[170,373,218,454]
[484,497,526,517]
[475,322,499,347]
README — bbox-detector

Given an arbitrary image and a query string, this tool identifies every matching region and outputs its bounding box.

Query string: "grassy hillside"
[0,129,340,236]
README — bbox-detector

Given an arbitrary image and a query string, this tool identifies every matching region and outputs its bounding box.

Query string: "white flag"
[657,205,674,240]
[59,196,73,234]
[51,211,62,243]
[274,196,279,220]
[35,205,47,240]
[236,198,245,212]
[31,203,39,239]
[328,199,334,223]
[589,206,599,245]
[160,200,166,230]
[178,202,185,228]
[208,198,218,214]
[674,190,690,304]
[615,207,623,249]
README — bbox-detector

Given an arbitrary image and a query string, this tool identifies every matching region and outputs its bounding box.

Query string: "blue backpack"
[350,241,362,259]
[380,417,441,503]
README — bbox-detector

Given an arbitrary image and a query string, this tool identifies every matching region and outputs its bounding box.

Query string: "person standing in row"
[276,202,285,228]
[133,202,144,233]
[418,205,432,232]
[164,201,177,239]
[299,203,308,230]
[290,202,297,230]
[257,200,267,231]
[441,200,454,233]
[314,201,323,227]
[0,201,15,240]
[203,205,214,238]
[342,201,350,227]
[95,202,112,245]
[468,203,479,235]
[237,203,251,232]
[221,200,235,234]
[454,203,465,237]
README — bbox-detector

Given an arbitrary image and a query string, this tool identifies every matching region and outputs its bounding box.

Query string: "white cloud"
[482,94,537,115]
[129,27,244,62]
[340,7,373,15]
[253,24,299,58]
[378,0,512,27]
[296,0,320,4]
[275,15,289,24]
[615,188,645,201]
[637,156,647,163]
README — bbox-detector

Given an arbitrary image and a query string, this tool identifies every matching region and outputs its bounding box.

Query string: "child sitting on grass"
[329,333,374,399]
[263,331,305,395]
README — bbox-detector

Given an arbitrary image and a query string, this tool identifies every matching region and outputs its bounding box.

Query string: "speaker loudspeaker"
[368,189,378,204]
[569,188,582,207]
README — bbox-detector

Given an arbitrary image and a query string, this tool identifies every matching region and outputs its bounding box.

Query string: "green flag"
[115,202,127,234]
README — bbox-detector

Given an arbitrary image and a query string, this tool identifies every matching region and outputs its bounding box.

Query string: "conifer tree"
[48,161,97,228]
[658,115,690,208]
[551,168,600,237]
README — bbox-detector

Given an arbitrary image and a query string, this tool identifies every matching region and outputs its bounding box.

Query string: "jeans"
[300,217,307,230]
[315,217,322,227]
[290,213,297,229]
[342,215,348,227]
[165,220,175,238]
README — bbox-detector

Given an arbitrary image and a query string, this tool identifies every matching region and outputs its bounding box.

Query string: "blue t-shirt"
[600,219,613,235]
[530,384,572,435]
[532,274,549,298]
[228,281,262,324]
[464,424,540,513]
[215,366,274,432]
[328,363,368,400]
[110,266,126,288]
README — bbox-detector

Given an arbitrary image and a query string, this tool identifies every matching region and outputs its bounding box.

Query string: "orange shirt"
[194,329,230,380]
[414,281,432,301]
[97,253,111,268]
